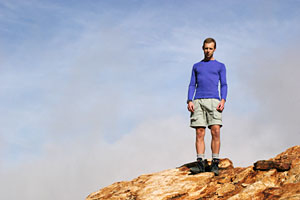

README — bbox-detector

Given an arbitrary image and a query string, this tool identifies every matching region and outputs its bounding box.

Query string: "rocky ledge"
[86,146,300,200]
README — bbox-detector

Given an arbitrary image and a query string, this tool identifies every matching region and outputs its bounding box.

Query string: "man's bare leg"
[196,127,206,155]
[210,125,221,175]
[210,125,221,155]
[190,127,207,174]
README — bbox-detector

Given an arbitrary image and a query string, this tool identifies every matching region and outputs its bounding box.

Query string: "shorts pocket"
[190,117,197,122]
[212,99,222,120]
[213,110,222,120]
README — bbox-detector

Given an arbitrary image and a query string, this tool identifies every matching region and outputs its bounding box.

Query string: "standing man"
[187,38,228,175]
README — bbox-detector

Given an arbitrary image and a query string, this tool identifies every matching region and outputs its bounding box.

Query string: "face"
[202,42,216,59]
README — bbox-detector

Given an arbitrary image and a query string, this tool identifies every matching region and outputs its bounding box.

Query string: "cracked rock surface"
[86,146,300,200]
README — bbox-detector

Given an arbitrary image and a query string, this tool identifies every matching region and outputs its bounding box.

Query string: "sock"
[197,154,205,160]
[212,153,219,160]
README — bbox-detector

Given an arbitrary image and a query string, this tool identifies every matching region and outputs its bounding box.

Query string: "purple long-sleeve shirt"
[188,60,228,101]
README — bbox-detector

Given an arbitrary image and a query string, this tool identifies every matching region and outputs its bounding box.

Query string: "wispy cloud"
[0,1,300,199]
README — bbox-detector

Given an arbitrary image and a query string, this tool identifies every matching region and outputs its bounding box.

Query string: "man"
[187,38,228,175]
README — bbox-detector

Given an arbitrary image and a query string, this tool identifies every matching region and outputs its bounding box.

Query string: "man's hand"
[216,99,226,112]
[187,101,194,112]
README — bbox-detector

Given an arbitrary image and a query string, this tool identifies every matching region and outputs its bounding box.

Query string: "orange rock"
[86,146,300,200]
[254,160,291,171]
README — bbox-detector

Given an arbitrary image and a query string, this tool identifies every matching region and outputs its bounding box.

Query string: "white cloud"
[1,1,300,199]
[1,115,195,200]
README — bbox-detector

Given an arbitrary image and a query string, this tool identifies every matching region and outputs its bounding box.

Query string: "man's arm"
[187,65,196,112]
[217,64,227,112]
[219,64,228,101]
[187,65,196,102]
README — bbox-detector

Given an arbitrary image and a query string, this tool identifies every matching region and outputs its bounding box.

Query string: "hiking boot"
[211,158,220,176]
[190,158,205,174]
[204,159,210,172]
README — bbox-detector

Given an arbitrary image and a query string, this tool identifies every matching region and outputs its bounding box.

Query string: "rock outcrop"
[86,146,300,200]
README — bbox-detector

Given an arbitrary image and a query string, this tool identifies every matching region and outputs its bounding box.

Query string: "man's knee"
[210,125,220,138]
[196,127,205,139]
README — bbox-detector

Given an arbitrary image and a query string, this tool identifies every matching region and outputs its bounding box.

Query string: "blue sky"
[1,0,300,199]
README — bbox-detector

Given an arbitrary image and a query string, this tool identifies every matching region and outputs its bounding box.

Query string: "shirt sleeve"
[187,65,196,101]
[219,64,228,101]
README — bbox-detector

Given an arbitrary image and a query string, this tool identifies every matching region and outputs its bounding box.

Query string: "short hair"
[203,38,216,49]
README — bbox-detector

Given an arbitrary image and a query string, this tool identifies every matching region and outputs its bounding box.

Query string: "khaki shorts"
[190,98,222,129]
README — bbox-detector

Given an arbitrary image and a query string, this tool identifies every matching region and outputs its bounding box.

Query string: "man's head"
[202,38,216,49]
[202,38,216,61]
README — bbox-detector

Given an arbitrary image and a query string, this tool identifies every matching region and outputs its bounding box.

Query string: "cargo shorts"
[190,98,222,129]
